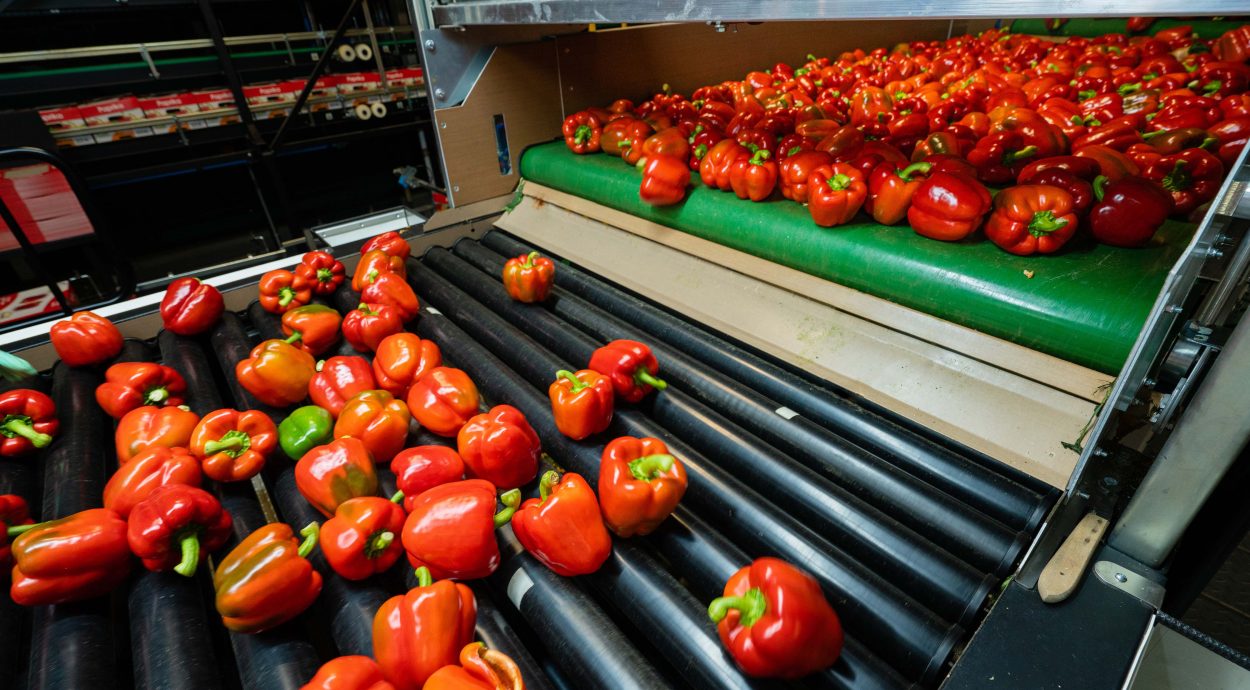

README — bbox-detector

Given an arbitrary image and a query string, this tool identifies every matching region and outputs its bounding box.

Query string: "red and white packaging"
[384,67,425,88]
[195,88,236,111]
[39,106,87,131]
[78,96,145,125]
[312,76,339,98]
[243,80,303,105]
[137,93,202,118]
[337,72,382,94]
[0,164,94,253]
[0,282,77,326]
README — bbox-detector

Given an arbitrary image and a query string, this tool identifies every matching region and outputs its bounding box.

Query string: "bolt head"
[424,39,436,51]
[434,88,447,100]
[1114,572,1128,583]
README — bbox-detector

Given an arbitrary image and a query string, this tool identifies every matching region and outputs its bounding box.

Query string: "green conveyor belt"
[520,141,1198,374]
[1008,18,1240,39]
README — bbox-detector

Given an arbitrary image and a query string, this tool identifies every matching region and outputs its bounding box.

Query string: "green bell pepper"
[278,405,334,460]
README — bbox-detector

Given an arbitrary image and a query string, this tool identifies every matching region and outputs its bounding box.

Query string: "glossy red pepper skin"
[1018,169,1095,216]
[49,311,123,367]
[640,128,692,164]
[0,495,31,568]
[598,436,688,537]
[865,161,931,225]
[512,471,611,577]
[407,367,480,437]
[605,119,653,162]
[548,369,614,441]
[295,437,380,517]
[423,643,525,690]
[390,446,465,512]
[309,355,378,417]
[1089,175,1174,247]
[116,404,199,465]
[1209,118,1250,168]
[0,389,58,457]
[563,111,603,154]
[984,185,1079,256]
[907,171,992,242]
[967,131,1040,184]
[808,164,868,228]
[190,408,278,482]
[1142,148,1225,215]
[372,334,442,399]
[360,273,420,322]
[342,303,405,354]
[401,479,519,580]
[127,484,232,576]
[334,390,411,464]
[699,139,750,191]
[258,269,313,315]
[236,337,316,408]
[1017,155,1102,183]
[456,405,540,491]
[362,231,411,262]
[728,149,778,201]
[296,251,346,296]
[639,154,691,206]
[778,150,834,203]
[353,250,406,293]
[1074,145,1142,182]
[588,340,667,403]
[160,277,224,336]
[501,252,556,304]
[10,508,133,606]
[320,495,406,581]
[96,362,187,420]
[302,656,396,690]
[708,558,844,679]
[103,445,202,518]
[1214,26,1250,64]
[373,567,477,690]
[214,522,322,634]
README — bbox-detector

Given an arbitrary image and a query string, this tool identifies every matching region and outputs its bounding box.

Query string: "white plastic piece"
[353,103,373,121]
[336,44,357,62]
[775,406,800,420]
[354,43,373,61]
[507,567,534,609]
[370,101,388,119]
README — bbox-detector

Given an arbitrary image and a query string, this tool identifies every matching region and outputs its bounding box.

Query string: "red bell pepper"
[423,643,525,690]
[1150,97,1223,132]
[588,340,667,403]
[728,149,778,202]
[258,269,313,315]
[390,446,465,511]
[511,471,612,577]
[343,303,405,353]
[190,408,278,482]
[699,139,750,191]
[160,277,224,336]
[1017,154,1104,183]
[1089,175,1174,247]
[9,508,132,606]
[116,404,199,464]
[103,445,202,518]
[281,305,342,357]
[309,355,378,417]
[373,567,476,690]
[295,437,379,517]
[908,171,992,242]
[362,231,411,262]
[1072,115,1145,151]
[778,150,834,202]
[597,436,688,537]
[808,163,868,228]
[1214,25,1250,64]
[0,495,31,568]
[302,656,396,690]
[1209,118,1250,168]
[127,484,232,576]
[1142,148,1225,215]
[984,185,1079,256]
[0,389,58,457]
[708,558,844,679]
[909,131,967,161]
[360,273,420,322]
[563,111,603,154]
[372,333,441,399]
[501,251,555,304]
[1221,94,1250,120]
[639,154,690,206]
[320,494,406,581]
[456,405,540,491]
[1127,17,1156,34]
[214,521,322,634]
[548,369,614,441]
[866,161,931,225]
[407,367,481,437]
[334,389,411,464]
[1138,127,1218,157]
[603,119,653,160]
[967,131,1039,184]
[353,250,406,293]
[1074,145,1142,181]
[235,336,316,408]
[49,311,123,367]
[296,251,346,296]
[1018,169,1095,215]
[401,479,520,580]
[96,362,186,420]
[639,128,691,165]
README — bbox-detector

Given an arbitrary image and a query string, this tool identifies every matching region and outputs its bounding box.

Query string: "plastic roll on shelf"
[469,586,556,690]
[421,248,991,626]
[354,103,373,121]
[370,101,387,119]
[336,44,357,62]
[354,43,373,61]
[479,232,1055,533]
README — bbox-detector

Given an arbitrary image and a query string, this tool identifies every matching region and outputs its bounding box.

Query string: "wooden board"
[1038,513,1109,604]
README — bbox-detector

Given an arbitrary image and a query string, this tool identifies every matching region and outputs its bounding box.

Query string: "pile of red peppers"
[564,22,1250,255]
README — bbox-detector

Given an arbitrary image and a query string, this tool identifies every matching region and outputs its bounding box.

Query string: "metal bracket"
[138,44,160,78]
[419,28,494,110]
[1094,560,1165,609]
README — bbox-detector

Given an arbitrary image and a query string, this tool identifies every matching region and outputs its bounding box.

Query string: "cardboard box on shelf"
[243,80,303,105]
[39,106,87,131]
[337,72,382,94]
[0,282,77,326]
[312,75,339,98]
[195,88,236,111]
[78,96,145,125]
[384,67,425,88]
[137,93,202,118]
[91,125,156,144]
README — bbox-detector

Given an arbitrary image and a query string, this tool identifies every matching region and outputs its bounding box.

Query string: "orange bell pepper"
[103,445,202,518]
[235,336,316,408]
[115,404,200,465]
[214,522,322,634]
[423,643,525,690]
[457,405,540,491]
[190,408,278,482]
[353,249,406,292]
[281,304,343,357]
[548,369,614,441]
[372,333,442,399]
[9,508,133,606]
[362,231,411,262]
[597,436,688,537]
[302,655,396,690]
[360,273,420,322]
[295,437,379,517]
[334,390,411,463]
[500,252,555,304]
[510,471,612,577]
[319,494,407,581]
[96,362,187,420]
[372,567,476,690]
[258,269,313,315]
[406,367,480,437]
[49,311,123,367]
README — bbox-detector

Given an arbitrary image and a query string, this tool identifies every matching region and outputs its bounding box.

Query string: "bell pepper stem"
[298,522,319,558]
[366,531,394,558]
[278,287,295,308]
[145,387,169,405]
[174,532,201,577]
[827,173,853,191]
[1004,145,1038,164]
[0,416,52,448]
[538,471,561,501]
[574,125,593,145]
[1141,129,1168,140]
[1093,175,1109,202]
[1200,137,1218,150]
[897,162,932,182]
[633,368,667,391]
[708,587,768,627]
[629,454,676,481]
[555,369,587,393]
[6,522,39,537]
[414,566,433,588]
[285,331,303,345]
[390,490,405,504]
[1162,159,1190,192]
[203,430,250,457]
[495,489,522,527]
[522,251,540,269]
[1028,210,1069,236]
[317,268,334,283]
